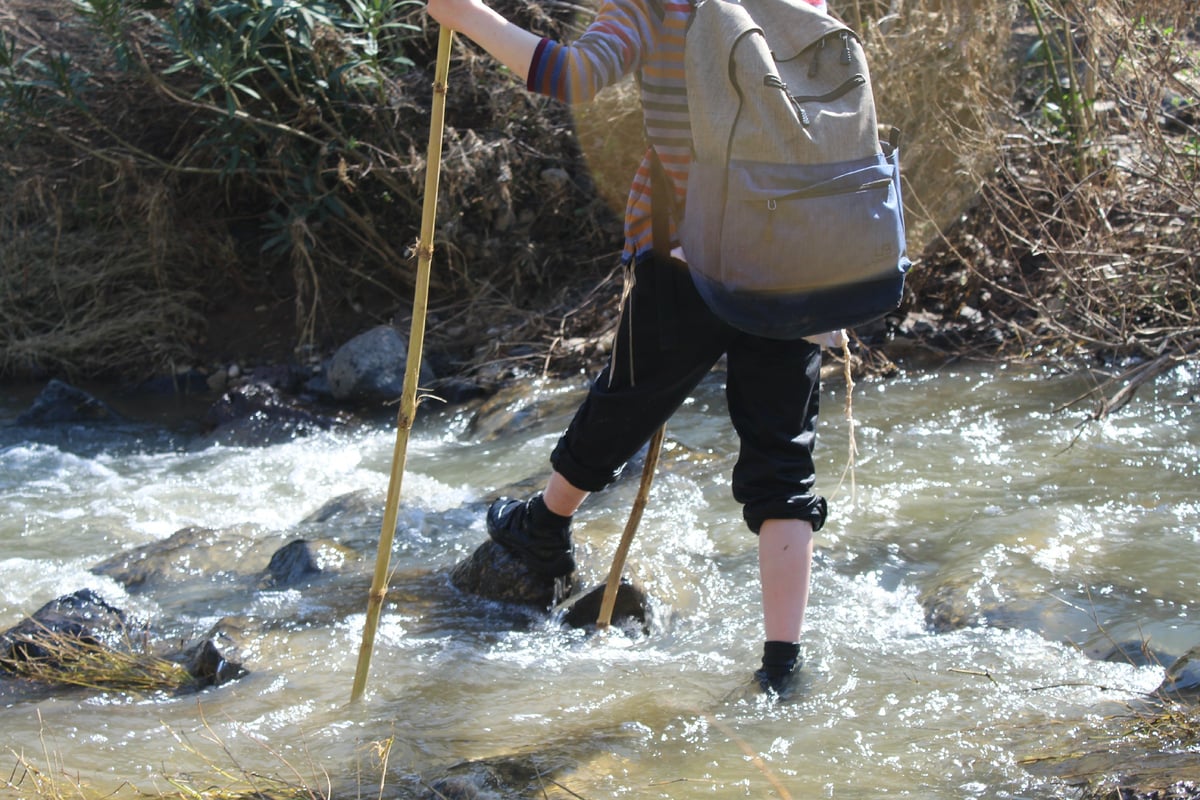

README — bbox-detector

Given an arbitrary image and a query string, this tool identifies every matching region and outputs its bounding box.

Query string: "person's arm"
[429,0,644,104]
[425,0,542,81]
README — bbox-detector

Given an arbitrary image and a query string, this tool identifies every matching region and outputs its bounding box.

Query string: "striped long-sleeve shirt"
[526,0,828,264]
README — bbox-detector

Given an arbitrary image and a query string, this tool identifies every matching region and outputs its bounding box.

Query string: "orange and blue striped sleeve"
[525,0,647,104]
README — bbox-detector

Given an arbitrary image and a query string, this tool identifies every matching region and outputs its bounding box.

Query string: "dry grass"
[1018,695,1200,800]
[6,713,336,799]
[863,0,1021,251]
[0,227,206,381]
[912,0,1199,413]
[1,621,195,695]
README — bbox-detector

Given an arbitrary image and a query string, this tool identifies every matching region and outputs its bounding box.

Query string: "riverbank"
[2,1,1195,398]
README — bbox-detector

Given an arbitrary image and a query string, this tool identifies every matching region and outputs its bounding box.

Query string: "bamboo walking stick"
[596,423,665,629]
[350,26,454,703]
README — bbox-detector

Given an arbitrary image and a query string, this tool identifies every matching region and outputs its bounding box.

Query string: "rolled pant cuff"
[744,495,828,534]
[550,439,622,494]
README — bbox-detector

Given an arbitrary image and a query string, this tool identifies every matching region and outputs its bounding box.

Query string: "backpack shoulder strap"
[648,147,676,258]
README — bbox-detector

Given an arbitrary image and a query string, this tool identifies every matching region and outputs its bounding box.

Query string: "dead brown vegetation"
[912,0,1199,414]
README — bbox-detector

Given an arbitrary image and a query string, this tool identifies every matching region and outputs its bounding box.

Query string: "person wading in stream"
[425,0,834,696]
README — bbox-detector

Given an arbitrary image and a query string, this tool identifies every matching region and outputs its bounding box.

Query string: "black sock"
[528,493,571,532]
[760,641,801,679]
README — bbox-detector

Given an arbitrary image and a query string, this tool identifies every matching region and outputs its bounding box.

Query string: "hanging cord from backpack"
[831,334,858,507]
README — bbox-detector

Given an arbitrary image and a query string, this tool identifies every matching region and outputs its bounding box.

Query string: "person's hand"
[426,0,478,30]
[423,0,539,80]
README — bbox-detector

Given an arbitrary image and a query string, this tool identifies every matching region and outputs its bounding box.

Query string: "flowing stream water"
[1,358,1198,799]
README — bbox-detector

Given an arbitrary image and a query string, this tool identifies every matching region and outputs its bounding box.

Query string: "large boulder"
[327,325,436,404]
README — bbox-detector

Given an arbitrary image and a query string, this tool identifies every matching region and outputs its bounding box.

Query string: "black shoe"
[487,496,575,579]
[755,641,803,700]
[754,665,799,699]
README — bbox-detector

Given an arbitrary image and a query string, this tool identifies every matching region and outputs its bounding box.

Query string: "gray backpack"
[655,0,909,339]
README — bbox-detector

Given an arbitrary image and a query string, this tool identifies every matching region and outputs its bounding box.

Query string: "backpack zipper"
[807,37,826,78]
[767,176,893,209]
[763,73,867,126]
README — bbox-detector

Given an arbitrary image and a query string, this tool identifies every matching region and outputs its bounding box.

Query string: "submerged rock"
[258,538,353,589]
[559,579,649,632]
[15,379,123,425]
[1095,640,1173,670]
[201,381,346,446]
[420,753,574,800]
[91,526,261,592]
[919,580,991,632]
[1159,645,1200,697]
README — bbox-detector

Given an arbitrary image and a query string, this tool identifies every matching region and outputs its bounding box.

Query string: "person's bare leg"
[542,470,589,517]
[754,518,813,692]
[759,518,814,642]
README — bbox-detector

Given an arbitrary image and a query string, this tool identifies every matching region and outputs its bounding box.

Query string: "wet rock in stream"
[559,579,650,632]
[258,538,355,589]
[450,540,650,631]
[0,589,247,696]
[450,540,574,608]
[170,618,249,688]
[15,379,125,425]
[199,380,349,447]
[0,589,133,666]
[91,525,270,593]
[460,380,585,442]
[301,487,380,524]
[418,753,574,800]
[1159,645,1200,696]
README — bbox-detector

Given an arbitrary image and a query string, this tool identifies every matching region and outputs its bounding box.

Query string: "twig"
[948,667,999,685]
[702,712,794,800]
